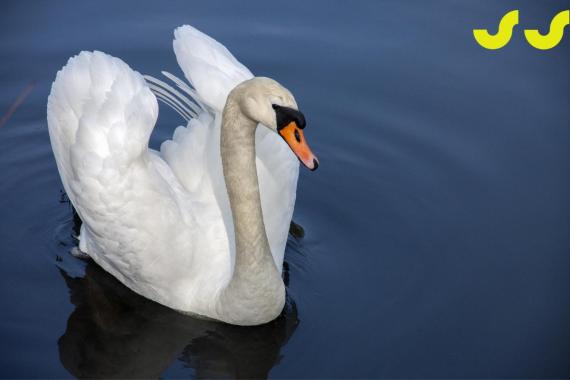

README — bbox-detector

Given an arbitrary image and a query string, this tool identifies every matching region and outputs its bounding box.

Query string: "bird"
[47,25,318,326]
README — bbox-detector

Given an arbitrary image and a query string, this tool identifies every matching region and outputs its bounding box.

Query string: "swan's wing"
[47,50,162,263]
[47,51,158,206]
[173,25,253,112]
[47,51,173,266]
[151,23,255,197]
[48,51,232,311]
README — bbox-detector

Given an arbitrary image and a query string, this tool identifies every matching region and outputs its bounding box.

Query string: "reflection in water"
[58,261,299,379]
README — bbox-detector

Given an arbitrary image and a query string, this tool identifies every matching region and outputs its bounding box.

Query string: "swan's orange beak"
[278,121,319,171]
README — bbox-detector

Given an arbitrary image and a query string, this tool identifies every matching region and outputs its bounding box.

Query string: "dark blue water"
[1,1,569,378]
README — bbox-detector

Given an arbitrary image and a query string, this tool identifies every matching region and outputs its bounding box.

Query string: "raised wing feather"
[47,51,158,206]
[47,51,232,313]
[173,25,253,111]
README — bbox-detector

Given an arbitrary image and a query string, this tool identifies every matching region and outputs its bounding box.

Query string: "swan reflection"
[57,262,299,379]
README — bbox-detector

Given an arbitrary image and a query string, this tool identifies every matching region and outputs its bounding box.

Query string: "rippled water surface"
[1,1,569,378]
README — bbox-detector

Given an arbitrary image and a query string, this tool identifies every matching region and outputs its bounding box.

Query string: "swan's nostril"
[294,129,301,143]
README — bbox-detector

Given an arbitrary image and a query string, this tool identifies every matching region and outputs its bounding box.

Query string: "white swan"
[47,25,318,326]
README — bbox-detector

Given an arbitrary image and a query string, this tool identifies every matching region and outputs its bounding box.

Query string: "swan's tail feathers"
[144,72,207,122]
[172,25,254,112]
[47,50,158,203]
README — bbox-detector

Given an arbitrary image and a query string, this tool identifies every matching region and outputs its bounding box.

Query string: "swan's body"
[47,26,317,325]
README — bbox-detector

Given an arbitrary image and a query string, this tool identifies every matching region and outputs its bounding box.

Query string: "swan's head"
[233,77,319,171]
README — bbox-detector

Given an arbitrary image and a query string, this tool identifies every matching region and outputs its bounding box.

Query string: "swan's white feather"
[47,25,299,318]
[173,25,254,111]
[48,51,229,317]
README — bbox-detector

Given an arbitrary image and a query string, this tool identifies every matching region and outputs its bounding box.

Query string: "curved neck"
[217,93,284,325]
[221,100,272,270]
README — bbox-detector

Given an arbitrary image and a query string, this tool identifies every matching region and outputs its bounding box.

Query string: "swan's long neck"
[216,93,285,325]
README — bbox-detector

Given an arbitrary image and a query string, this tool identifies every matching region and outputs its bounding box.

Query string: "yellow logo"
[473,10,519,50]
[473,10,569,50]
[525,10,569,50]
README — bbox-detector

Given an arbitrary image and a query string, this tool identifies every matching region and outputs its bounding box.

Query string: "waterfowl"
[47,25,318,325]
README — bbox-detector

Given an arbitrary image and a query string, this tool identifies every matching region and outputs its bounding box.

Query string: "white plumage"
[47,25,301,324]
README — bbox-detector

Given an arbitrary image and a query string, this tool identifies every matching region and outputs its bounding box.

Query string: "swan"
[47,25,318,326]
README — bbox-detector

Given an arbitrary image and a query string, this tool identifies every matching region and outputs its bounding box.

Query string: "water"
[1,1,569,378]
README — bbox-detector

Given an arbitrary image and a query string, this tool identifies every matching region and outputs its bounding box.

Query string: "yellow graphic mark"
[524,10,569,50]
[473,10,519,50]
